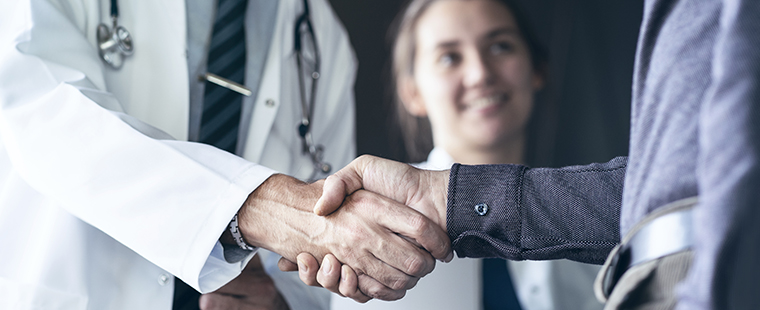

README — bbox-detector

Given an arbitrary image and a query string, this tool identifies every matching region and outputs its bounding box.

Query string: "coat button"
[158,274,170,286]
[265,99,275,107]
[474,203,488,216]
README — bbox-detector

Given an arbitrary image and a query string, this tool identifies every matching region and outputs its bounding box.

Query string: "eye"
[438,52,461,67]
[489,41,515,55]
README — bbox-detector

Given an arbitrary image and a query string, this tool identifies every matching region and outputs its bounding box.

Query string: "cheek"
[414,70,462,115]
[501,60,536,108]
[500,58,536,90]
[489,60,535,134]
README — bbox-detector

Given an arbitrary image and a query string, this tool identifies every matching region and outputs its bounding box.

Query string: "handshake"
[235,155,453,303]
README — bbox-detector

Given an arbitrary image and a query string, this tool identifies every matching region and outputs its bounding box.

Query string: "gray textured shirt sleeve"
[447,157,626,265]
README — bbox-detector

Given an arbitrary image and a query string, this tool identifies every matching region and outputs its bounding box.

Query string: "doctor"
[0,0,450,309]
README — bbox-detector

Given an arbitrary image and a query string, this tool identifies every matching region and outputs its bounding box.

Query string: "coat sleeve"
[446,157,626,264]
[0,0,276,293]
[677,0,760,309]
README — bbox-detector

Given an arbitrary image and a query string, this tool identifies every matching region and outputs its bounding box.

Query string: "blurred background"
[327,0,643,167]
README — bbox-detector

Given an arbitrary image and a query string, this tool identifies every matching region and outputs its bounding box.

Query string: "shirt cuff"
[221,241,257,263]
[447,163,526,259]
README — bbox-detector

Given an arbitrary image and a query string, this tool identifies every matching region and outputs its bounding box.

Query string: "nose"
[462,52,494,87]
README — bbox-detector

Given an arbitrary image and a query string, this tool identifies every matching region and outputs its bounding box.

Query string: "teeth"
[468,95,504,109]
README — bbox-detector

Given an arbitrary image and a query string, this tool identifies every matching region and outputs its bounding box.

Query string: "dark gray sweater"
[447,1,760,309]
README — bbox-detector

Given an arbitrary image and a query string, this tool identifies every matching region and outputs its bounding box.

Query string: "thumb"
[313,156,373,216]
[313,174,351,216]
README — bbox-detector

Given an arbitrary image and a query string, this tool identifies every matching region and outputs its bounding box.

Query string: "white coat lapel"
[241,0,292,163]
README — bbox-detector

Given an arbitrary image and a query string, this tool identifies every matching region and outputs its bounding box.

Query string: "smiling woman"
[393,0,547,164]
[397,0,544,166]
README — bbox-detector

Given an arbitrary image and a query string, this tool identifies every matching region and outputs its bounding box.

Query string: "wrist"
[236,174,324,257]
[431,170,449,231]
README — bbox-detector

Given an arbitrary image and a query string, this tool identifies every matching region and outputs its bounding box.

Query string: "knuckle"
[407,214,429,235]
[404,276,420,290]
[404,255,429,277]
[365,284,387,299]
[388,277,409,291]
[375,288,405,301]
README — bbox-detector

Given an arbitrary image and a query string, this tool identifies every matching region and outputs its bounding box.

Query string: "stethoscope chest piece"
[97,18,133,69]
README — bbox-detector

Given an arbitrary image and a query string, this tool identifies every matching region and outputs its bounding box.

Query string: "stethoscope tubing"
[98,0,331,180]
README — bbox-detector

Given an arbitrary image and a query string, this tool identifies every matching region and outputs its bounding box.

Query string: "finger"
[316,254,343,295]
[297,253,321,287]
[349,192,438,279]
[314,156,377,216]
[357,273,406,301]
[278,257,298,272]
[402,215,453,263]
[349,244,425,291]
[373,194,453,263]
[338,265,372,303]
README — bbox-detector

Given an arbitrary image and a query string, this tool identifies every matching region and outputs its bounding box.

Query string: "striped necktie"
[199,0,249,153]
[173,2,249,309]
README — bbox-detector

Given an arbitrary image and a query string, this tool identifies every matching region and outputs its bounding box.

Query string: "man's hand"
[200,255,289,310]
[281,155,453,303]
[237,174,451,300]
[316,155,450,231]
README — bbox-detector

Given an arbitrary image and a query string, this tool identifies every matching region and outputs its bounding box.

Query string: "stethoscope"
[97,0,331,180]
[97,0,133,69]
[294,0,332,181]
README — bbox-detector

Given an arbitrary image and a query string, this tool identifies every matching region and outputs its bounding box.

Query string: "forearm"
[447,157,626,264]
[237,174,324,260]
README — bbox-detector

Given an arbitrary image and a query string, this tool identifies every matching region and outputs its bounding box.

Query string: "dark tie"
[174,1,248,309]
[198,0,249,153]
[483,258,523,310]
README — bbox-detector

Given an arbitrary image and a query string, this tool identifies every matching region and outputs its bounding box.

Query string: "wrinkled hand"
[200,255,289,310]
[238,174,451,300]
[280,252,368,303]
[316,155,449,230]
[280,155,452,302]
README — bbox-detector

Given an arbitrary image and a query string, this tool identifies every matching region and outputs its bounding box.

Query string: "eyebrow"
[433,26,519,49]
[485,27,518,39]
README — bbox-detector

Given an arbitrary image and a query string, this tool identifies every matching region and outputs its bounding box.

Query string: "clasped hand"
[277,155,451,302]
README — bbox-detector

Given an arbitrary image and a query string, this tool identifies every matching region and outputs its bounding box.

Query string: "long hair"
[389,0,547,163]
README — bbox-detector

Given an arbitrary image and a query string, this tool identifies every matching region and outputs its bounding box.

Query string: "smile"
[465,94,509,110]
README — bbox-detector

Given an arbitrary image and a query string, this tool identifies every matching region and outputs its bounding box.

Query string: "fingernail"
[341,266,348,282]
[323,256,333,275]
[298,258,308,273]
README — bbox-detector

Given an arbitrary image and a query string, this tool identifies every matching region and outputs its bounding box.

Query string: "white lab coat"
[0,0,356,309]
[332,148,601,310]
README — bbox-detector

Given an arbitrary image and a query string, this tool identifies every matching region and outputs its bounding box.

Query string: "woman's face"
[403,0,542,152]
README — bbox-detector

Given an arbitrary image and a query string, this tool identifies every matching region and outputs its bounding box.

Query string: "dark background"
[327,0,644,167]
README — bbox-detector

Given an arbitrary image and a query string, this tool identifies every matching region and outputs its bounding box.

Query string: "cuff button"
[475,203,489,216]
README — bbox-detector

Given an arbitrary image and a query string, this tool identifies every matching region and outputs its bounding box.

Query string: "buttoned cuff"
[447,163,526,259]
